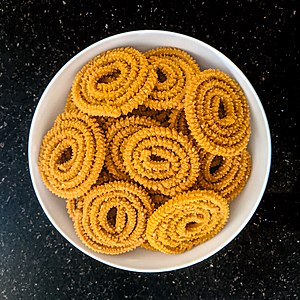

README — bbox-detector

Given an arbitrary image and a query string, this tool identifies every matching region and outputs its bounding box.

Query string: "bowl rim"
[28,29,272,272]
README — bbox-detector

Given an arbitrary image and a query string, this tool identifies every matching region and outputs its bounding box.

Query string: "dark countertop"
[0,0,299,299]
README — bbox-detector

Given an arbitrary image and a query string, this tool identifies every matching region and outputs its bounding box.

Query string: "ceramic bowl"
[28,30,271,272]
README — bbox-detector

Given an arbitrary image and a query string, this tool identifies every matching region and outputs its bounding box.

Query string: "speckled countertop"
[0,0,299,299]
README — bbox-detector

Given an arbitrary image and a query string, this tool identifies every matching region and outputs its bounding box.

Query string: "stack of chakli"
[38,47,251,255]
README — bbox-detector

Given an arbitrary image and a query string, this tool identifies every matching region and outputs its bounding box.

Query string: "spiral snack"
[64,92,114,133]
[105,116,160,180]
[39,111,106,198]
[71,47,157,117]
[185,69,251,156]
[144,48,201,110]
[144,47,201,77]
[38,46,254,256]
[146,189,229,254]
[93,116,115,132]
[196,149,251,202]
[144,56,192,110]
[73,181,154,254]
[123,127,200,196]
[168,109,190,136]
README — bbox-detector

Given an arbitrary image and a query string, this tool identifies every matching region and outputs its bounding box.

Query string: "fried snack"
[66,197,84,222]
[150,194,171,208]
[140,240,158,251]
[71,47,157,117]
[64,92,80,113]
[66,166,114,221]
[185,69,251,156]
[144,47,201,110]
[65,91,114,135]
[168,109,190,136]
[144,47,201,76]
[39,46,254,256]
[73,181,154,254]
[196,149,251,202]
[146,190,229,254]
[130,105,170,127]
[123,126,200,196]
[140,190,169,251]
[64,92,115,133]
[105,116,160,180]
[39,111,106,198]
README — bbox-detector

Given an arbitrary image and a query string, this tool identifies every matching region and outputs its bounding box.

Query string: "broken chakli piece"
[38,46,252,255]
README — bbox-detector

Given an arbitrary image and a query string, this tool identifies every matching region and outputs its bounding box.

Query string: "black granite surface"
[0,0,299,299]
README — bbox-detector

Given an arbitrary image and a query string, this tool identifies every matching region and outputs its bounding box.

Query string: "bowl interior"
[28,30,271,272]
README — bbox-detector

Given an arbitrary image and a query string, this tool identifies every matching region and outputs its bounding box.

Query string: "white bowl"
[28,30,271,272]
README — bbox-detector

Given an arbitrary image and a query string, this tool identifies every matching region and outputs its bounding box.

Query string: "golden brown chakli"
[146,189,229,254]
[66,197,84,222]
[122,126,200,196]
[71,47,157,117]
[64,91,80,113]
[66,165,114,221]
[38,111,106,198]
[145,47,201,76]
[185,69,251,156]
[130,105,171,127]
[144,47,201,110]
[73,181,153,254]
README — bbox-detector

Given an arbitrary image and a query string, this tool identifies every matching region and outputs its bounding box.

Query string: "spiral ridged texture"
[66,197,84,222]
[38,111,106,198]
[196,149,251,202]
[146,190,229,254]
[140,240,158,252]
[66,166,114,221]
[185,69,251,156]
[105,116,161,180]
[73,181,154,254]
[71,47,157,117]
[168,109,190,136]
[64,92,80,113]
[144,47,201,110]
[122,126,200,196]
[38,46,253,256]
[145,47,201,76]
